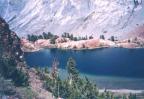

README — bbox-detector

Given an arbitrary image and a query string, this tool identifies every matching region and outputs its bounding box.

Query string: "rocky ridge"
[0,17,54,99]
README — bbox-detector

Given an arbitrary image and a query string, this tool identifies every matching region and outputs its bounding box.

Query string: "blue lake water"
[24,48,144,89]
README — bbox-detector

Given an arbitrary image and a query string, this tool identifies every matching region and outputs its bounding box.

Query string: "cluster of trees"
[100,35,118,42]
[35,57,138,99]
[27,32,58,44]
[0,57,29,87]
[100,35,105,40]
[27,32,94,43]
[0,47,36,98]
[62,32,93,41]
[0,43,28,87]
[0,31,29,87]
[27,31,121,43]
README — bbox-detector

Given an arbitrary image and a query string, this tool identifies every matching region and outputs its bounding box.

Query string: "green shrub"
[0,57,29,87]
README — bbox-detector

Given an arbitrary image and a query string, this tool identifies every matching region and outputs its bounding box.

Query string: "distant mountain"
[0,0,144,39]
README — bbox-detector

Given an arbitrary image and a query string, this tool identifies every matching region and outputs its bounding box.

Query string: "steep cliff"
[0,0,144,39]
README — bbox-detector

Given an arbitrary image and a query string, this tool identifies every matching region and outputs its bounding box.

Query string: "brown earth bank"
[21,37,144,52]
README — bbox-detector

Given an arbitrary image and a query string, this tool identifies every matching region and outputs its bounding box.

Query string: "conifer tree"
[67,57,79,84]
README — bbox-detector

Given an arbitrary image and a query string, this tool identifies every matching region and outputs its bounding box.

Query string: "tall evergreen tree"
[100,35,105,40]
[67,57,79,84]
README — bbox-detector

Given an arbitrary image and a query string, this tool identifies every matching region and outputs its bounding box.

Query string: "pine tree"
[100,35,105,40]
[67,57,79,84]
[110,36,115,41]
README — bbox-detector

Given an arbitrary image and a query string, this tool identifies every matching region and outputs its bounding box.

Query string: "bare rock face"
[0,0,144,39]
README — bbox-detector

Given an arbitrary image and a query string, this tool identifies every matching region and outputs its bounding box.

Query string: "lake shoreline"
[99,89,144,94]
[21,37,144,52]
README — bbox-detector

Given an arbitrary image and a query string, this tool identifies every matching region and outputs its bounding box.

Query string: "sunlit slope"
[0,0,144,38]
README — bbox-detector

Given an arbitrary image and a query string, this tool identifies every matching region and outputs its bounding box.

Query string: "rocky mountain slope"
[0,17,54,99]
[0,0,144,39]
[0,16,23,63]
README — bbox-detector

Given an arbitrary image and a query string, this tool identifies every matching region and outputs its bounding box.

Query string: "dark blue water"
[24,48,144,89]
[24,48,144,78]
